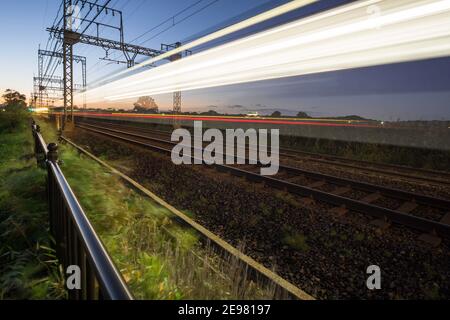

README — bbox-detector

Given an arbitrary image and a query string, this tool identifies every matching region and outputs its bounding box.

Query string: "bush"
[0,111,29,133]
[0,124,65,299]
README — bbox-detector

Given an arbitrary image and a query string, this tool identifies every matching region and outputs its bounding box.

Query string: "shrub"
[0,111,29,133]
[282,232,310,252]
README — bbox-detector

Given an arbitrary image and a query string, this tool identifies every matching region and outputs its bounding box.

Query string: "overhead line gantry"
[38,49,87,109]
[43,0,191,129]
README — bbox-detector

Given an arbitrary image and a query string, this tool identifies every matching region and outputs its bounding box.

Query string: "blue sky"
[1,0,449,120]
[0,0,276,94]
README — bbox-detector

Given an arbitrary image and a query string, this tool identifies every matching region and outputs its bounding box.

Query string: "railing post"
[46,143,57,257]
[32,124,46,167]
[47,143,59,163]
[32,124,38,159]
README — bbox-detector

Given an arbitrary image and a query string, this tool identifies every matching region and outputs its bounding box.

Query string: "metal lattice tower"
[62,0,74,128]
[38,47,44,108]
[33,76,84,107]
[38,50,86,109]
[172,43,182,125]
[45,0,193,130]
[161,42,191,128]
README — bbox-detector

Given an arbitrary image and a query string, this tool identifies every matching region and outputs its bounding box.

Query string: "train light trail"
[95,0,318,84]
[79,0,450,104]
[60,112,380,128]
[29,107,49,113]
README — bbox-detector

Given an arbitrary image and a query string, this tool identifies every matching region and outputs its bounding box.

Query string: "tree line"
[1,89,27,112]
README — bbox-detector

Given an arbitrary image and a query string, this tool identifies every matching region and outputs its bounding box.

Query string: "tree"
[2,89,27,112]
[296,111,310,118]
[133,96,159,114]
[271,111,282,117]
[201,110,219,116]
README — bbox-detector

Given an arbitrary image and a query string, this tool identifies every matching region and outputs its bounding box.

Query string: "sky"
[0,0,449,120]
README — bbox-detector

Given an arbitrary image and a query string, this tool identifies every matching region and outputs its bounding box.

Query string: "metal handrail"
[31,121,133,300]
[32,122,48,165]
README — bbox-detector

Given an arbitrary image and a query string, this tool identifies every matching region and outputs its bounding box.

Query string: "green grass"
[0,111,29,134]
[36,117,275,300]
[0,115,65,300]
[282,232,310,253]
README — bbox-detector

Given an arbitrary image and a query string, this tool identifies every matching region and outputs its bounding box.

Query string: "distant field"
[0,113,64,299]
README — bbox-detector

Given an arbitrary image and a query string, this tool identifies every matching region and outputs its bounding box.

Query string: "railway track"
[58,134,313,300]
[75,122,450,241]
[77,118,450,186]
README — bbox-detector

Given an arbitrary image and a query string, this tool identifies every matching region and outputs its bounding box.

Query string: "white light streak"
[80,0,450,104]
[96,0,318,83]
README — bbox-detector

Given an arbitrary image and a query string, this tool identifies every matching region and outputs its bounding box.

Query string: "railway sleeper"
[331,186,352,196]
[307,180,327,189]
[360,192,382,204]
[285,175,306,183]
[418,233,442,247]
[370,218,391,232]
[440,212,450,226]
[397,201,418,214]
[299,196,315,206]
[274,170,292,179]
[329,205,348,217]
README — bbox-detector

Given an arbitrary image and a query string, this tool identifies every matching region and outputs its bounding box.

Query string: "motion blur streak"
[96,0,318,83]
[56,112,380,128]
[80,0,450,104]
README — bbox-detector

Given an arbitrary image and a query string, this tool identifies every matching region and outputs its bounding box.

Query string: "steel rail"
[77,118,450,186]
[77,122,450,211]
[279,147,450,186]
[75,124,450,239]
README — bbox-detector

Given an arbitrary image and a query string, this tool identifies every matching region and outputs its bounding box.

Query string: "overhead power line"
[131,0,206,44]
[87,0,221,79]
[140,0,221,45]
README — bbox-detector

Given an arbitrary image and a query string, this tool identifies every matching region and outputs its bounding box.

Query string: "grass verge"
[0,113,65,299]
[36,117,275,299]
